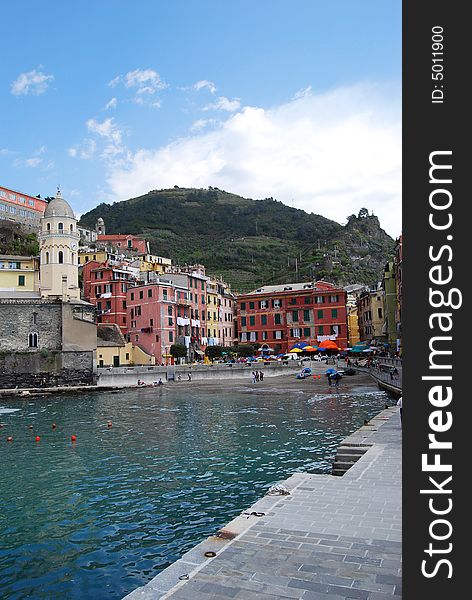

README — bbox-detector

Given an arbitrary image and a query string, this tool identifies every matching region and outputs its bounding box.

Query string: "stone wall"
[0,350,94,389]
[0,299,62,352]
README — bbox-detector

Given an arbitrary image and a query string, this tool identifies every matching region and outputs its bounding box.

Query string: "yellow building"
[135,254,172,274]
[77,249,108,265]
[97,324,155,367]
[347,307,360,347]
[0,255,40,294]
[206,279,219,343]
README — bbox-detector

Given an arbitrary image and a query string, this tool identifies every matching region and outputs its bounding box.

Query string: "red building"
[126,282,176,365]
[82,260,137,333]
[236,281,348,354]
[97,234,148,254]
[0,184,48,229]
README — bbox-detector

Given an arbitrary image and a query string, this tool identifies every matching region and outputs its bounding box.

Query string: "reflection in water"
[0,381,390,599]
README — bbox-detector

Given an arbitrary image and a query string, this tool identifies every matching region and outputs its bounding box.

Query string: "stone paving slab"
[124,407,401,600]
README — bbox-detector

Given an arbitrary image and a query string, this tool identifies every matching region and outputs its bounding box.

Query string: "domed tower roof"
[44,189,75,219]
[96,217,105,225]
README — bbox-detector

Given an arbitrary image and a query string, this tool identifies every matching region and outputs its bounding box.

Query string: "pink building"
[98,234,148,254]
[126,282,176,365]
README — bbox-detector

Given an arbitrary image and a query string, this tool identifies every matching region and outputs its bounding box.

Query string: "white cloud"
[203,96,241,112]
[105,97,118,110]
[11,68,54,96]
[190,118,219,132]
[193,80,217,94]
[68,138,97,160]
[14,157,42,168]
[292,85,312,100]
[104,83,401,237]
[108,68,167,108]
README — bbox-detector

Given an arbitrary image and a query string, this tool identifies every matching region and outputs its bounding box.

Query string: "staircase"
[331,443,370,476]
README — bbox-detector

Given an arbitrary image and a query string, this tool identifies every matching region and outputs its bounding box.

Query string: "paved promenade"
[125,407,402,600]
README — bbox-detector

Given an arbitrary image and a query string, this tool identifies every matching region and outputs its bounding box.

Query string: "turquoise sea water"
[0,379,390,599]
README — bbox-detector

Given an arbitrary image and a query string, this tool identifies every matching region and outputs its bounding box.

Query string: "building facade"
[357,286,385,344]
[0,185,48,230]
[0,255,40,295]
[236,281,348,354]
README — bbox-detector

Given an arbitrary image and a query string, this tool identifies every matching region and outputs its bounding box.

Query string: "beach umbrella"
[304,346,318,352]
[289,347,303,352]
[326,368,336,374]
[319,339,339,350]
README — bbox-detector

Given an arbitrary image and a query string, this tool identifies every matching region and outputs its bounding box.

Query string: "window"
[304,296,311,304]
[240,302,246,310]
[28,332,38,348]
[70,224,73,232]
[150,318,154,327]
[58,251,63,264]
[139,290,144,299]
[249,301,255,309]
[330,295,339,303]
[274,313,281,324]
[317,309,323,319]
[262,331,268,340]
[168,306,173,315]
[318,325,324,334]
[45,252,49,264]
[148,289,152,298]
[275,330,282,340]
[290,298,297,305]
[260,300,267,309]
[249,316,255,326]
[316,296,324,304]
[169,331,174,342]
[261,315,267,325]
[303,309,310,321]
[292,310,299,321]
[303,327,311,337]
[58,222,63,231]
[378,307,383,319]
[18,275,25,286]
[331,309,338,318]
[291,328,301,338]
[241,316,247,326]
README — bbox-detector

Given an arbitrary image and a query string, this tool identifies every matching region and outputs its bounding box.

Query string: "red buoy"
[6,436,13,442]
[35,436,41,442]
[52,423,57,429]
[318,375,321,379]
[107,421,113,428]
[71,435,77,442]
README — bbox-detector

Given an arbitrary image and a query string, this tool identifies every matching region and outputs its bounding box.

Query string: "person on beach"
[333,372,340,387]
[327,373,332,386]
[252,371,257,383]
[259,370,264,381]
[188,373,192,381]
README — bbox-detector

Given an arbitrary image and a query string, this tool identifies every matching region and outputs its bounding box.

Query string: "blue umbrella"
[326,368,336,374]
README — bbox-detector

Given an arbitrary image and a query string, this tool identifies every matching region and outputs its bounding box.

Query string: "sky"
[0,0,401,236]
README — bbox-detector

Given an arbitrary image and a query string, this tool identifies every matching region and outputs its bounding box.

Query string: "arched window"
[58,251,64,264]
[70,224,74,232]
[45,251,49,264]
[71,252,75,264]
[47,223,51,231]
[28,332,38,348]
[58,222,63,231]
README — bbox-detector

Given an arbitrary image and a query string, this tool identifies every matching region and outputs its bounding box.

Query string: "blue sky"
[1,0,401,235]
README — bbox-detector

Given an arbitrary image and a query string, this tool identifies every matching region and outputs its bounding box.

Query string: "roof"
[98,234,144,240]
[44,190,75,219]
[243,280,339,296]
[97,323,126,347]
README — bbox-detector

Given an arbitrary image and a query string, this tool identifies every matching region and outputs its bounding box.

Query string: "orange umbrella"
[303,346,318,352]
[318,339,339,350]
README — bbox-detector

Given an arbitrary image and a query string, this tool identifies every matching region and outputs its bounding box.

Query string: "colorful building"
[394,235,403,354]
[357,285,385,344]
[382,261,398,350]
[236,280,348,354]
[0,255,40,295]
[97,234,148,254]
[126,281,176,365]
[0,185,48,230]
[97,323,155,367]
[82,260,138,333]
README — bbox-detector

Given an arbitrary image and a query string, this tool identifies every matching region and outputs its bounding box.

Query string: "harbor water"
[0,375,391,599]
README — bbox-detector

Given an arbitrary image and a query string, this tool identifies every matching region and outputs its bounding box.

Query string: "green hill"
[79,187,395,292]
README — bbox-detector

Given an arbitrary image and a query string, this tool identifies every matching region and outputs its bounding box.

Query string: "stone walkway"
[124,408,402,600]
